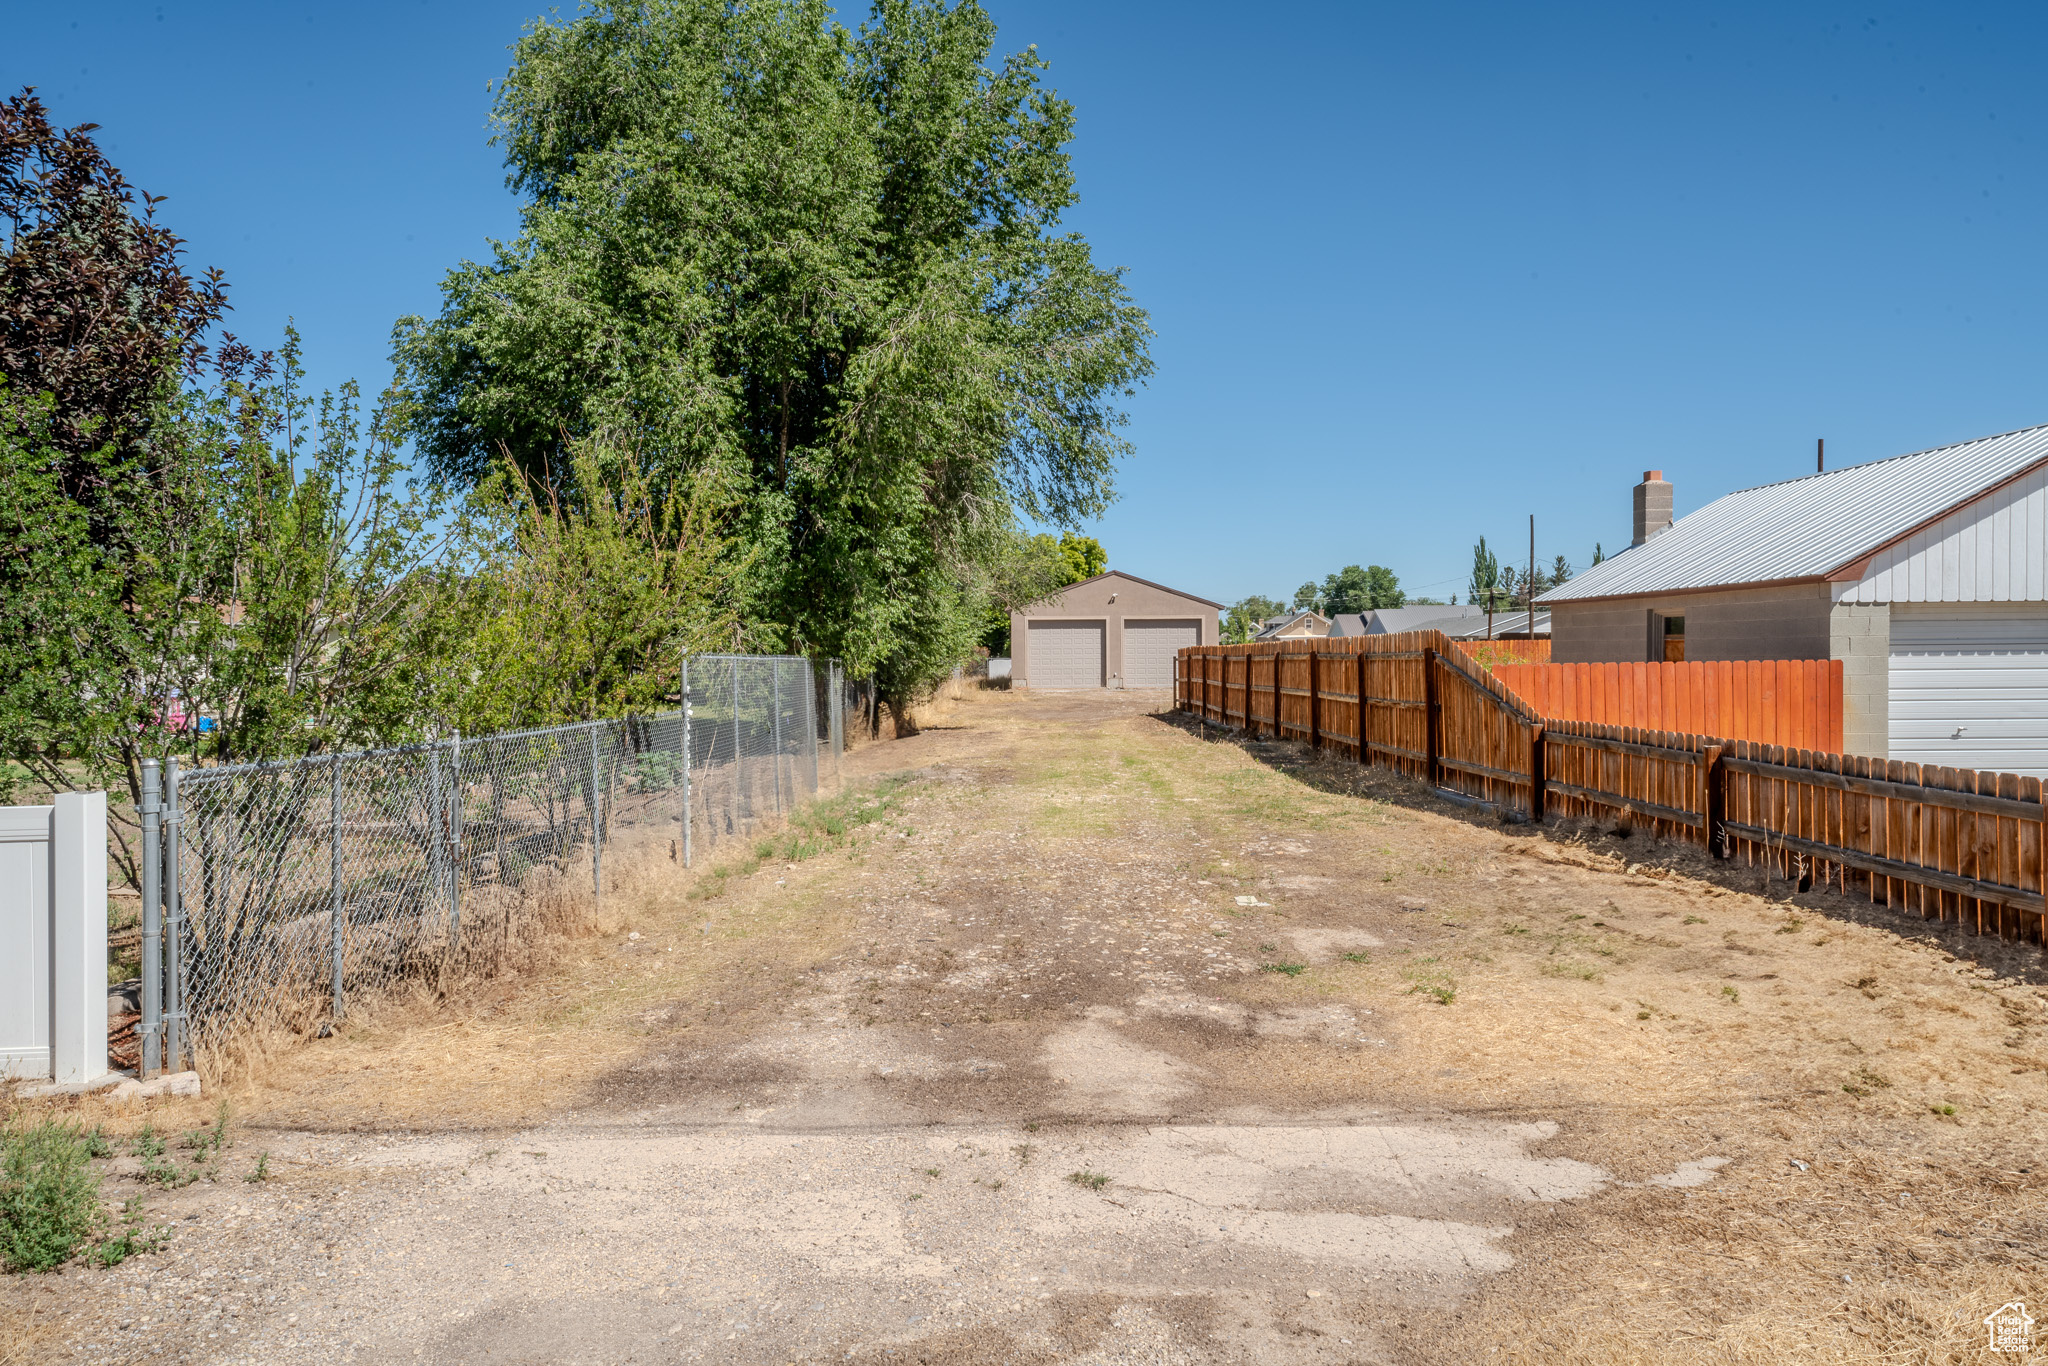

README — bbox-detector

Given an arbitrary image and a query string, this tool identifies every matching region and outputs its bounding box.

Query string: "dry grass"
[1160,726,2048,1362]
[219,796,889,1132]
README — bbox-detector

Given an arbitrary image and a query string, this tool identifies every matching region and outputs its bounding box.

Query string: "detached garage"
[1011,572,1221,690]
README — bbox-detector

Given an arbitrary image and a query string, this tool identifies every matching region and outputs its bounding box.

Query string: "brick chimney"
[1633,470,1673,547]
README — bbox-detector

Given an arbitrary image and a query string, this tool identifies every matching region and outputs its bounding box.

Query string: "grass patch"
[1541,960,1604,983]
[1066,1170,1111,1191]
[1,1120,105,1273]
[1402,958,1457,1005]
[1260,962,1308,977]
[691,778,910,900]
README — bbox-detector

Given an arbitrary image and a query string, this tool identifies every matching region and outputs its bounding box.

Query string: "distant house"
[1253,610,1330,642]
[1009,571,1222,690]
[1537,426,2048,769]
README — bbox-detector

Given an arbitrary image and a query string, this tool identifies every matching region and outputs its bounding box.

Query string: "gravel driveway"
[9,687,2043,1364]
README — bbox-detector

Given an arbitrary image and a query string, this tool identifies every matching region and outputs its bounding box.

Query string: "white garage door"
[1889,608,2048,776]
[1123,619,1199,688]
[1028,621,1104,689]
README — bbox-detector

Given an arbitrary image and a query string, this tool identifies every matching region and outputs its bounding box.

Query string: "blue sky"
[9,2,2046,607]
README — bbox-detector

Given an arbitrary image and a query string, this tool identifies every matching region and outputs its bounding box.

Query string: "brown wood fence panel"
[1489,659,1843,751]
[1175,631,2044,954]
[1433,646,1539,814]
[1313,641,1363,757]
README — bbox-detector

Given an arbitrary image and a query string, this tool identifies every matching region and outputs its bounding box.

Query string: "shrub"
[1,1119,105,1273]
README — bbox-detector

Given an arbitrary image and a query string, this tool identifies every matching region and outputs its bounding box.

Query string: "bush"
[1,1119,105,1272]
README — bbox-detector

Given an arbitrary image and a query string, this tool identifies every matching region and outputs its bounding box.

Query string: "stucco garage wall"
[1010,572,1220,689]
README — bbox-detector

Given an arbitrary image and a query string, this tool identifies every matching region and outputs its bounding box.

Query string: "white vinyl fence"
[1,793,109,1083]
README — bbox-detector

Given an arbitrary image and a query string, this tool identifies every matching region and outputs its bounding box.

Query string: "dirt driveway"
[9,687,2046,1364]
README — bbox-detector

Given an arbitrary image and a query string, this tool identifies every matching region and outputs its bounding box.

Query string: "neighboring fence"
[1490,659,1843,752]
[1,794,108,1083]
[1176,634,2044,952]
[135,655,843,1074]
[1457,639,1553,666]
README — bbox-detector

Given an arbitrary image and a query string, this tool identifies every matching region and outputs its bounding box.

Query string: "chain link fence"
[138,655,842,1072]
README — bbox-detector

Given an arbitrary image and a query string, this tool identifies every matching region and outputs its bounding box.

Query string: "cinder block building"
[1537,425,2048,772]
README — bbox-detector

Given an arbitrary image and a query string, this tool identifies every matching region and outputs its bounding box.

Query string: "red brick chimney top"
[1643,470,1664,481]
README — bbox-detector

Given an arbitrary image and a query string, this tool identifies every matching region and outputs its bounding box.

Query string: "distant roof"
[1539,423,2048,604]
[1441,611,1549,639]
[1363,604,1484,633]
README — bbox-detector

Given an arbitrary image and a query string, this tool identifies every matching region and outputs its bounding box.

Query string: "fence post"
[140,759,162,1078]
[428,739,445,934]
[681,657,693,868]
[51,792,108,1085]
[590,721,603,906]
[163,757,185,1070]
[733,657,747,819]
[829,660,844,785]
[331,757,345,1022]
[1356,650,1369,765]
[1703,743,1727,857]
[449,732,463,945]
[1308,648,1321,751]
[772,658,785,813]
[1530,723,1546,824]
[1422,649,1440,788]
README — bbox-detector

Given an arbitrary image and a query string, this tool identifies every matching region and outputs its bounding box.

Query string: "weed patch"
[1067,1170,1111,1191]
[691,778,910,899]
[1,1120,104,1273]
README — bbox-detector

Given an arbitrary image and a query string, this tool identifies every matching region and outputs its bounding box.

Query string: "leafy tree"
[439,437,733,731]
[0,89,230,553]
[1290,582,1320,613]
[1468,537,1506,612]
[0,334,458,882]
[1223,594,1282,644]
[1327,561,1409,614]
[976,528,1071,656]
[393,0,1152,717]
[1056,532,1106,584]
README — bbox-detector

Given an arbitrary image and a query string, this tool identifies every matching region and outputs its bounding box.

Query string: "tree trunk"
[885,696,918,738]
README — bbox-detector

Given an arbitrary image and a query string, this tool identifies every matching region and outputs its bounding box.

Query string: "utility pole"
[1528,514,1537,643]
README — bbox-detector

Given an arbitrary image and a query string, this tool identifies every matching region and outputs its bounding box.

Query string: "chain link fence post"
[163,756,185,1071]
[680,658,693,868]
[139,758,162,1078]
[590,721,602,907]
[330,756,345,1023]
[449,732,463,946]
[772,657,784,813]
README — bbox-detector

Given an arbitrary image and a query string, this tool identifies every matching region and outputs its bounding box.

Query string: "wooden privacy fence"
[1176,633,2044,951]
[1490,659,1842,752]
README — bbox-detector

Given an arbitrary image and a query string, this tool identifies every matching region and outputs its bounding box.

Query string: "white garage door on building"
[1889,607,2048,776]
[1122,619,1199,688]
[1028,620,1104,689]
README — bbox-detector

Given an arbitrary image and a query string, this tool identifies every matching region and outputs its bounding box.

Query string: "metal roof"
[1539,423,2048,604]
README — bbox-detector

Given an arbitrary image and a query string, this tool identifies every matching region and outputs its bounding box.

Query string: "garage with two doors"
[1010,572,1221,690]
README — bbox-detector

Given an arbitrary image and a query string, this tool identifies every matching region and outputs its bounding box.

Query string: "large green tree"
[394,0,1151,709]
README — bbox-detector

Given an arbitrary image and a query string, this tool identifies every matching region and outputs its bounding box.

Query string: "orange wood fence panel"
[1489,659,1842,752]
